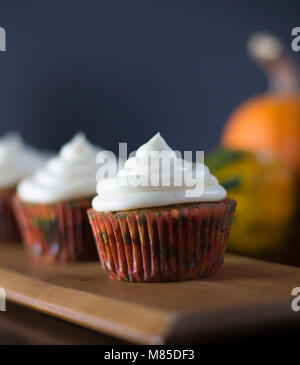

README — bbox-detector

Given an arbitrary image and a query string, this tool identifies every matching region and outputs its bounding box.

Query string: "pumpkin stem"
[247,32,300,94]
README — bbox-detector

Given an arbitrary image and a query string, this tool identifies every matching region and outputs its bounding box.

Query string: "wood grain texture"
[0,244,299,344]
[0,303,128,345]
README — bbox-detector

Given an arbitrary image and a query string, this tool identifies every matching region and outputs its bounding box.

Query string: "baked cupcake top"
[92,133,226,212]
[18,133,102,204]
[0,132,50,189]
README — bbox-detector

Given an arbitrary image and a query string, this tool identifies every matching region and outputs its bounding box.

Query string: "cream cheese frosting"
[0,132,50,189]
[18,133,103,203]
[92,133,226,212]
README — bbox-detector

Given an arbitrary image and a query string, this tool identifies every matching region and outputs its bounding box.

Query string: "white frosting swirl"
[92,133,226,212]
[18,133,102,203]
[0,133,50,189]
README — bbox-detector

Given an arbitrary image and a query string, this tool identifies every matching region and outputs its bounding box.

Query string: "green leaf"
[221,177,242,191]
[206,147,246,173]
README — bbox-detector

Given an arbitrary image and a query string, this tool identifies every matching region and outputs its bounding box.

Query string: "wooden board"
[0,244,299,344]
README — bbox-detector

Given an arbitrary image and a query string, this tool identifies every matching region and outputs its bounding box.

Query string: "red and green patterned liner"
[13,195,98,263]
[0,188,20,243]
[88,198,236,282]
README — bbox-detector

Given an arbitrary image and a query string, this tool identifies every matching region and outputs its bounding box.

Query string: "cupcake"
[88,133,236,282]
[0,132,50,243]
[13,133,105,263]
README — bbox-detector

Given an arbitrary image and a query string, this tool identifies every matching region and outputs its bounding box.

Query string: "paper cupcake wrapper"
[0,188,20,243]
[88,198,236,282]
[13,196,98,263]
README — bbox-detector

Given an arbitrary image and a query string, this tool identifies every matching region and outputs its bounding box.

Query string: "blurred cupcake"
[0,132,50,243]
[13,133,105,263]
[88,133,236,282]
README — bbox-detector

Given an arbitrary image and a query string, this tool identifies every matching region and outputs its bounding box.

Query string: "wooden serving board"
[0,244,299,344]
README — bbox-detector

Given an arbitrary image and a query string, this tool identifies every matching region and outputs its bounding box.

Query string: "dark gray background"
[0,0,299,154]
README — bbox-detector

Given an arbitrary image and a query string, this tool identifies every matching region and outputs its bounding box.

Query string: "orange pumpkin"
[222,32,300,174]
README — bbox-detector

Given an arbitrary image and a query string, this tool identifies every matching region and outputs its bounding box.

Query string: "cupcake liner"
[88,198,236,282]
[0,188,20,243]
[13,195,98,263]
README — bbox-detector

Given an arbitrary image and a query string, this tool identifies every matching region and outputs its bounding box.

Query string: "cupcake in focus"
[88,133,236,282]
[14,133,106,263]
[0,133,49,243]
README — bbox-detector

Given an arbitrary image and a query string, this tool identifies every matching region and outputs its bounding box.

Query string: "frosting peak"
[136,132,173,157]
[18,133,101,203]
[92,133,226,212]
[0,132,50,188]
[60,133,95,162]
